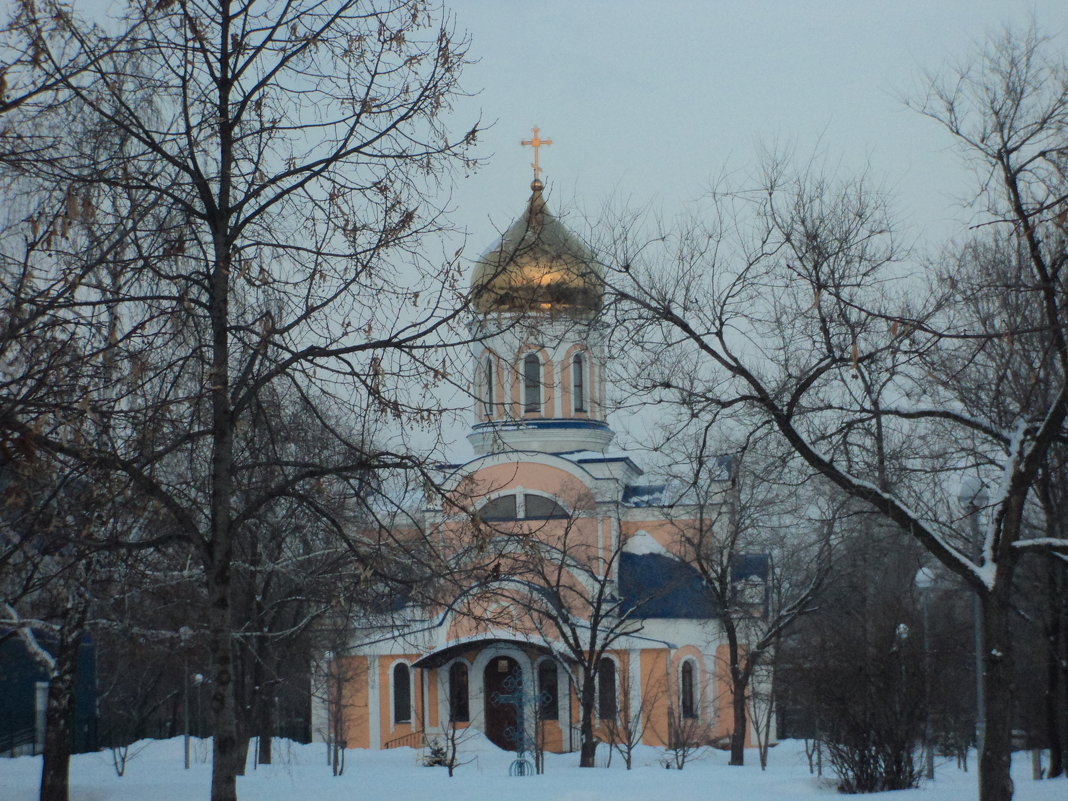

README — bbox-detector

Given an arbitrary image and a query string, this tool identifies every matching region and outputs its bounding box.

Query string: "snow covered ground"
[1,736,1064,801]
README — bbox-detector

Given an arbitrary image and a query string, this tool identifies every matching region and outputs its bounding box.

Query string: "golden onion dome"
[471,180,603,315]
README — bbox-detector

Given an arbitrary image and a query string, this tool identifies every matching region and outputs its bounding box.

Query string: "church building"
[319,135,767,757]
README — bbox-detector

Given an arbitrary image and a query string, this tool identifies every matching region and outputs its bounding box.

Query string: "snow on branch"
[2,603,58,673]
[1011,537,1068,554]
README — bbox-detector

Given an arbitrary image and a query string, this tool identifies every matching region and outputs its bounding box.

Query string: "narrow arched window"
[573,353,585,413]
[448,662,469,722]
[483,355,494,418]
[523,353,541,413]
[393,663,411,724]
[681,661,696,719]
[597,657,617,719]
[538,661,559,720]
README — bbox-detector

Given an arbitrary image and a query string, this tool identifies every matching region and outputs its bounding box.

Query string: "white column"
[368,655,380,748]
[628,649,642,740]
[309,659,329,743]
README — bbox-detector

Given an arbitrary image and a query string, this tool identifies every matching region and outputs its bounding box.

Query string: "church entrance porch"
[484,656,523,751]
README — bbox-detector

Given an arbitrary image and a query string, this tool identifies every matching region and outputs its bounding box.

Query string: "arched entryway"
[483,655,522,751]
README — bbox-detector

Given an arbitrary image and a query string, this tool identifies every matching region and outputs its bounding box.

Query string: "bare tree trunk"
[207,589,238,800]
[39,629,81,801]
[730,674,747,766]
[258,702,273,766]
[979,590,1015,801]
[725,619,747,766]
[233,731,251,776]
[1047,557,1068,780]
[207,28,238,786]
[1046,558,1065,778]
[579,671,597,768]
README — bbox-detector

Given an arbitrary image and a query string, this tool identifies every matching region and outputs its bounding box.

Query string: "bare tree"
[1,5,478,801]
[663,703,705,770]
[602,26,1067,801]
[468,505,651,768]
[602,653,664,769]
[779,519,928,793]
[650,431,833,766]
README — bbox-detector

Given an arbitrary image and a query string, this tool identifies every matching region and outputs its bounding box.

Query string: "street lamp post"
[192,673,205,740]
[915,566,936,780]
[179,626,192,770]
[957,477,988,764]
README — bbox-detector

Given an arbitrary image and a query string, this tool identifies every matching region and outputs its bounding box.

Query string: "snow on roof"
[623,529,670,556]
[557,450,625,462]
[622,484,666,506]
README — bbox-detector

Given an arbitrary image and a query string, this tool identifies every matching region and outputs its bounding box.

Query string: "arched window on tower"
[448,662,469,722]
[597,657,617,719]
[482,355,495,418]
[572,353,586,413]
[523,353,541,413]
[681,660,697,719]
[392,663,411,724]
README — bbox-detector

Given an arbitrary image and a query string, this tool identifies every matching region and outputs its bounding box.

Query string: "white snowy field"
[1,736,1064,801]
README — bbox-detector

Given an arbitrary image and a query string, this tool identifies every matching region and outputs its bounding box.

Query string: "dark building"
[0,631,97,756]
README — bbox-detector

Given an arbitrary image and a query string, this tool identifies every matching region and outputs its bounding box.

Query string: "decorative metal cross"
[520,126,553,180]
[490,671,550,776]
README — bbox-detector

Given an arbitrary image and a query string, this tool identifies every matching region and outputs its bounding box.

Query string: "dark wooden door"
[483,656,521,751]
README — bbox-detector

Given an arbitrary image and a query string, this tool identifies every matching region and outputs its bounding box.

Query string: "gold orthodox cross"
[521,126,552,180]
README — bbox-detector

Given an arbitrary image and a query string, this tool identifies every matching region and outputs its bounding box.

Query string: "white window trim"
[572,352,586,413]
[390,660,414,729]
[522,353,541,413]
[677,656,701,722]
[595,654,620,722]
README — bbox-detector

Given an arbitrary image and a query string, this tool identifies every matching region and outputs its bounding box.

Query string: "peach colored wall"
[620,517,691,555]
[537,719,564,753]
[427,667,439,729]
[336,656,369,749]
[639,649,670,747]
[712,642,758,745]
[630,648,727,748]
[446,461,598,515]
[483,462,592,503]
[437,463,606,633]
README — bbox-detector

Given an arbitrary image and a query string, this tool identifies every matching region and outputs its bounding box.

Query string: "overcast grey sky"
[445,1,1065,259]
[70,0,1068,459]
[434,1,1065,459]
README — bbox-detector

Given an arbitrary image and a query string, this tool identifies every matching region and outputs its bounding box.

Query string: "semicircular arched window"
[479,495,518,521]
[523,494,569,519]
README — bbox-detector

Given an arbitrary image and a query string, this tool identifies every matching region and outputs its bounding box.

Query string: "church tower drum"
[468,165,613,456]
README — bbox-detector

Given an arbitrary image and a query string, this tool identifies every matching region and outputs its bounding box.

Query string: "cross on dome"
[520,126,552,182]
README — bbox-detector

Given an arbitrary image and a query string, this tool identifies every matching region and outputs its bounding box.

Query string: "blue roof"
[621,484,666,506]
[731,552,770,583]
[618,552,718,619]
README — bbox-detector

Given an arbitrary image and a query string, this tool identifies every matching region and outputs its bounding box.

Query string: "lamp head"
[957,475,988,509]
